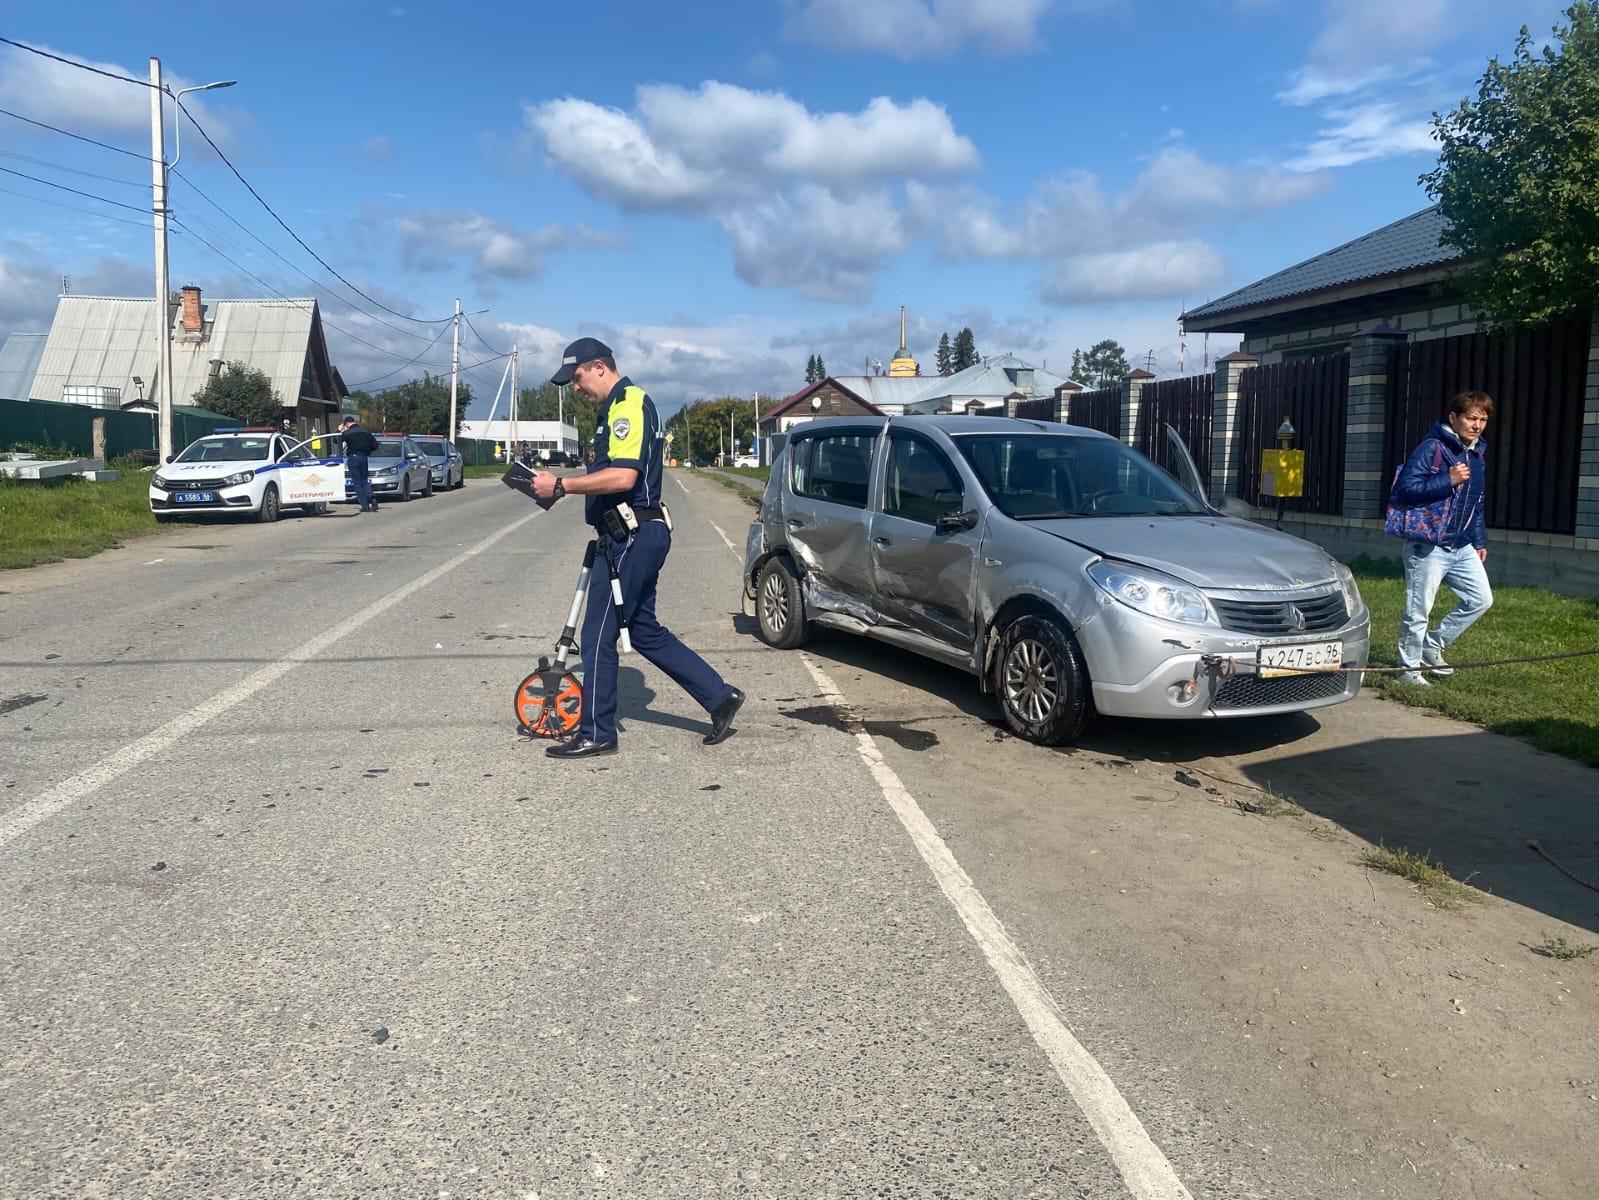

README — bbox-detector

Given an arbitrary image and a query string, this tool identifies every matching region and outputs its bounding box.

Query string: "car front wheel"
[755,557,811,649]
[992,613,1091,745]
[256,484,280,524]
[423,476,434,498]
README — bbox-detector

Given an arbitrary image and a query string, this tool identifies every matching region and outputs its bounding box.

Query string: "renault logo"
[1286,603,1307,631]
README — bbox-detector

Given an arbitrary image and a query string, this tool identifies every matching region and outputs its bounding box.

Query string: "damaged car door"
[783,427,881,620]
[870,429,981,648]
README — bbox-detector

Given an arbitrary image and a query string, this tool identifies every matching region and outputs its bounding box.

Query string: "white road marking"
[673,472,737,552]
[0,508,544,853]
[688,477,1191,1199]
[799,657,1193,1200]
[141,558,164,566]
[672,473,690,495]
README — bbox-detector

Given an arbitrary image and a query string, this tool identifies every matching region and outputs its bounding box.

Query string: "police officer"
[338,416,380,513]
[532,337,744,759]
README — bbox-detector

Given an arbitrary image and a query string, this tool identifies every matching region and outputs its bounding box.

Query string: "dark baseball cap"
[550,337,613,385]
[338,415,356,426]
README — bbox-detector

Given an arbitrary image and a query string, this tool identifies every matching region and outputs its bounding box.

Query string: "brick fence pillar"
[1209,351,1256,505]
[1342,323,1407,519]
[1054,381,1082,423]
[1120,368,1155,447]
[1578,311,1599,540]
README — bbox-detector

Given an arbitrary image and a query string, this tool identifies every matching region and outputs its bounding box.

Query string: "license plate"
[1258,640,1343,678]
[173,492,215,504]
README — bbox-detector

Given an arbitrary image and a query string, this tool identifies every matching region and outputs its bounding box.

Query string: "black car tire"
[400,479,412,502]
[454,471,465,490]
[992,613,1092,746]
[755,557,811,649]
[423,476,434,498]
[256,484,280,524]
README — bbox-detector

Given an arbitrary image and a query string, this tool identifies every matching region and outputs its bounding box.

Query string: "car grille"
[166,476,232,491]
[1214,671,1349,710]
[1210,591,1347,635]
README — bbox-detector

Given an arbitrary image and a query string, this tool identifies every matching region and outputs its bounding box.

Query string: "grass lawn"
[0,467,185,570]
[1350,553,1599,767]
[464,463,510,479]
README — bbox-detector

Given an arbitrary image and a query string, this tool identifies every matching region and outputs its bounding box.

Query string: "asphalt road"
[2,474,1595,1198]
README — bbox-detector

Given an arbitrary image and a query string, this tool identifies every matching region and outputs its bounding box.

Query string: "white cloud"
[1037,241,1228,305]
[1284,101,1438,171]
[911,149,1328,262]
[0,41,245,152]
[360,135,393,163]
[783,0,1054,59]
[526,83,976,213]
[521,81,976,299]
[1277,60,1428,106]
[391,209,622,281]
[0,252,149,332]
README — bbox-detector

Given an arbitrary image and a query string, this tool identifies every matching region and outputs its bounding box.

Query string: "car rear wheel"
[256,484,280,524]
[755,557,811,649]
[992,613,1091,746]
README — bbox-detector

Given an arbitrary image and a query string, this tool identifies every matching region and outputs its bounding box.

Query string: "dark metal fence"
[0,397,234,460]
[1385,314,1589,534]
[1066,386,1121,437]
[1235,353,1349,515]
[1011,395,1056,422]
[1135,374,1214,479]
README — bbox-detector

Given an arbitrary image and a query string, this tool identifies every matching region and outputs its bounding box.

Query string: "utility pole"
[149,57,174,465]
[447,296,461,440]
[752,390,761,465]
[507,345,518,463]
[729,411,735,466]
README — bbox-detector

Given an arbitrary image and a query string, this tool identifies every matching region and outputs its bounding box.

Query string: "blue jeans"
[1397,540,1493,669]
[579,522,733,744]
[347,453,374,511]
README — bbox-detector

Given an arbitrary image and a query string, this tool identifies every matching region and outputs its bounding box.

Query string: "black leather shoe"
[703,687,745,745]
[546,735,618,760]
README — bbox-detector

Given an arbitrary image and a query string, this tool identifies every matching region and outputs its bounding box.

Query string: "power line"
[0,163,147,213]
[345,326,458,389]
[0,37,154,89]
[174,96,452,327]
[463,311,506,357]
[170,169,450,349]
[0,181,151,229]
[0,147,145,188]
[0,106,154,161]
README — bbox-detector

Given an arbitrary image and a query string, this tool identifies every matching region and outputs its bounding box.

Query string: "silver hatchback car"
[743,415,1370,745]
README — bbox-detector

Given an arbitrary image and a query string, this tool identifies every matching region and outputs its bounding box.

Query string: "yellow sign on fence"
[1260,449,1305,498]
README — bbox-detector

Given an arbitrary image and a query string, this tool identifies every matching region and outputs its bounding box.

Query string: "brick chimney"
[180,285,204,335]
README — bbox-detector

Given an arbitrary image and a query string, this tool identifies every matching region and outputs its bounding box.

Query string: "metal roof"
[27,295,335,409]
[904,354,1068,414]
[1182,206,1460,325]
[828,375,931,411]
[0,332,47,400]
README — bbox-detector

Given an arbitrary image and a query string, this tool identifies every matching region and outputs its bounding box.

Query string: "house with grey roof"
[26,286,346,435]
[1180,206,1478,361]
[902,353,1068,415]
[0,332,47,401]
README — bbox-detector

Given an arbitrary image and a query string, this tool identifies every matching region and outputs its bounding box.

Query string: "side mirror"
[1218,496,1252,519]
[935,508,979,533]
[164,454,174,463]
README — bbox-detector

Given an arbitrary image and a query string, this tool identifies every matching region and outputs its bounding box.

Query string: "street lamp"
[170,79,235,171]
[149,64,235,466]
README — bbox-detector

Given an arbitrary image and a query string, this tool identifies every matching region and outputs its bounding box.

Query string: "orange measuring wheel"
[515,664,584,738]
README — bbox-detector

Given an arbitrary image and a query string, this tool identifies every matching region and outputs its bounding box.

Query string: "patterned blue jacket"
[1390,420,1487,550]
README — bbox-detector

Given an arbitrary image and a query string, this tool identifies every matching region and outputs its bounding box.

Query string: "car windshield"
[415,439,447,456]
[374,439,405,457]
[175,436,273,463]
[954,434,1207,519]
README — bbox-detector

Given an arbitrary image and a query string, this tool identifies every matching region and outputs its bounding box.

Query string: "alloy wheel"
[1003,638,1059,725]
[760,569,789,635]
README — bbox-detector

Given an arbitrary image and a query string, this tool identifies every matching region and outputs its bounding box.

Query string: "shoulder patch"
[611,417,631,441]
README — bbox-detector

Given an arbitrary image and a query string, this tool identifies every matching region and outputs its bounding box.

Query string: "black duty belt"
[633,507,666,523]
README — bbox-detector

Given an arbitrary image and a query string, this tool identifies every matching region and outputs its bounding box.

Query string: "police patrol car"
[148,427,345,523]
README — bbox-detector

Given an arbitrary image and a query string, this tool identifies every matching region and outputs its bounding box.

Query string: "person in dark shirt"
[338,416,380,513]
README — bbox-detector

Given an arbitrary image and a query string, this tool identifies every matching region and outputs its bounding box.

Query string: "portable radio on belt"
[600,501,671,539]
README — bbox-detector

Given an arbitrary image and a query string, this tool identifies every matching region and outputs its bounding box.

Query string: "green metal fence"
[0,397,234,460]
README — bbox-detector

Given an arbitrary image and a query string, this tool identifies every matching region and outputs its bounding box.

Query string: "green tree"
[663,395,759,464]
[805,354,819,383]
[1069,339,1130,388]
[515,382,598,453]
[1423,2,1599,328]
[814,354,826,380]
[952,327,979,371]
[192,361,280,426]
[363,372,472,436]
[936,332,953,375]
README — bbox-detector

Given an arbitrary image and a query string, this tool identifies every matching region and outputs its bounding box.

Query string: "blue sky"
[0,0,1571,414]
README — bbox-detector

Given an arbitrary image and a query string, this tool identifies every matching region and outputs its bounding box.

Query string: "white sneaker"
[1421,644,1454,676]
[1396,671,1431,686]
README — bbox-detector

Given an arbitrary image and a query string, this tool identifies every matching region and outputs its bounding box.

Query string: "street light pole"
[149,65,234,464]
[448,297,461,440]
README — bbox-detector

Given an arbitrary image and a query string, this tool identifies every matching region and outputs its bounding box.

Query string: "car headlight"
[1334,562,1366,620]
[372,466,397,477]
[151,474,169,491]
[1088,560,1216,626]
[221,470,254,487]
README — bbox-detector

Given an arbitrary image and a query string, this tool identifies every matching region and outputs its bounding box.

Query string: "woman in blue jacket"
[1388,390,1494,685]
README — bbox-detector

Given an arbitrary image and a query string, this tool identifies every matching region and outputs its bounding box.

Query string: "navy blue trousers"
[347,453,374,511]
[579,521,731,743]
